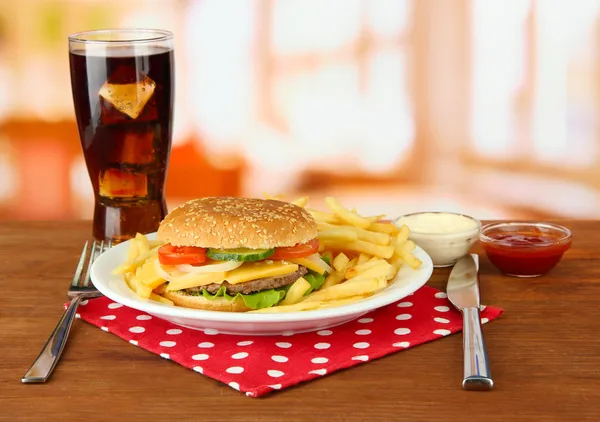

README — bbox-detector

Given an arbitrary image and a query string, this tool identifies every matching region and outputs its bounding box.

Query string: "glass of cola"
[68,29,174,243]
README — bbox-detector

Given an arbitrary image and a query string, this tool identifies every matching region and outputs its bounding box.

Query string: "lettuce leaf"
[188,286,286,310]
[303,272,326,295]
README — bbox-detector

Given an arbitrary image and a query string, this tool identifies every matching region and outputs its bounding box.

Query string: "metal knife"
[447,254,494,391]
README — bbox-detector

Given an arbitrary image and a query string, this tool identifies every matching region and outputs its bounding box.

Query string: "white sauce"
[395,212,481,267]
[396,212,479,235]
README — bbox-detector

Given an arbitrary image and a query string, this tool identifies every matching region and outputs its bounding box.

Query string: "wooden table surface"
[1,220,599,422]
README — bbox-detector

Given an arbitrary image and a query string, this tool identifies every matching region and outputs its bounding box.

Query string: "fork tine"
[71,241,89,287]
[81,241,99,287]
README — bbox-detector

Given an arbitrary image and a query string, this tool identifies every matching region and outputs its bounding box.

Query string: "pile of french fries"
[112,196,423,313]
[251,196,423,313]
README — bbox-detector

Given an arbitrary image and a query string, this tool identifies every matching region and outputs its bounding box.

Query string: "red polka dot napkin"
[72,285,502,397]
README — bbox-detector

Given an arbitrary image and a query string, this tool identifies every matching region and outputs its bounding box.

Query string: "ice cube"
[99,169,148,198]
[99,76,156,120]
[107,130,155,165]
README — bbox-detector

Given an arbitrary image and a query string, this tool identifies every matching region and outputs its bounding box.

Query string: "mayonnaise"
[395,212,481,267]
[396,212,480,235]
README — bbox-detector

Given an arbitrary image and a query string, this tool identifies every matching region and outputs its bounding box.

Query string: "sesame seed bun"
[162,290,251,312]
[157,197,318,249]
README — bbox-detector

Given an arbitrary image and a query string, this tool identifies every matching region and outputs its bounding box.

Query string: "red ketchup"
[480,223,572,277]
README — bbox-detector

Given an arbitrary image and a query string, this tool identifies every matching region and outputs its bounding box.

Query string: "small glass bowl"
[479,222,572,277]
[395,212,482,267]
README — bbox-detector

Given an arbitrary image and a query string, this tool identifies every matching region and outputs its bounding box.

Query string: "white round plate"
[91,233,434,336]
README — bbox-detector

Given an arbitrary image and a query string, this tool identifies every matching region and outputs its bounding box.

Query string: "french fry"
[303,277,387,303]
[395,225,410,244]
[388,254,404,279]
[324,197,372,229]
[367,222,396,234]
[126,273,152,299]
[137,258,166,289]
[396,240,422,269]
[148,240,165,248]
[135,232,150,255]
[250,296,366,313]
[346,263,392,282]
[332,253,350,272]
[153,283,167,295]
[112,248,158,275]
[356,253,370,265]
[345,259,389,278]
[150,293,174,305]
[290,196,309,207]
[280,277,311,306]
[317,228,358,243]
[307,209,341,224]
[126,238,139,262]
[320,240,394,259]
[321,271,345,290]
[318,222,391,246]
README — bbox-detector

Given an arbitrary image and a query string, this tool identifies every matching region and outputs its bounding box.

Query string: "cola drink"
[69,30,174,242]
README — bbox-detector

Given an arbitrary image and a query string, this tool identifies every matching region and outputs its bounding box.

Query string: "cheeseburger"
[154,197,331,312]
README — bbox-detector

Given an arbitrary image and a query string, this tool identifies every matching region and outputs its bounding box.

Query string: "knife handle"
[461,307,494,391]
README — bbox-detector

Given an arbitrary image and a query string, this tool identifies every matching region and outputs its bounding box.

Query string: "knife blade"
[447,254,494,391]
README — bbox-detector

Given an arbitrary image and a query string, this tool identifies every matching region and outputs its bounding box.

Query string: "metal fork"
[22,240,112,383]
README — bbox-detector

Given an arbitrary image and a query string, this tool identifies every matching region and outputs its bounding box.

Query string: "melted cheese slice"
[225,262,299,285]
[165,271,227,292]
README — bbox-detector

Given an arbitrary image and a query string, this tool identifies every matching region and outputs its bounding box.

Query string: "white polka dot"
[393,341,410,348]
[100,315,116,320]
[237,341,253,346]
[355,329,371,335]
[226,366,244,374]
[311,357,328,364]
[198,342,214,348]
[228,382,240,390]
[160,353,170,359]
[100,326,109,332]
[80,300,89,306]
[351,355,369,362]
[435,292,448,299]
[268,369,285,378]
[358,318,373,323]
[159,341,176,348]
[276,342,292,349]
[75,313,81,319]
[353,342,370,349]
[246,392,254,397]
[481,317,489,324]
[129,326,145,333]
[434,329,451,336]
[269,384,282,389]
[192,354,209,361]
[232,352,249,359]
[136,315,152,320]
[271,355,288,363]
[481,305,487,311]
[434,306,450,312]
[397,301,413,307]
[204,328,219,335]
[314,342,330,350]
[129,340,138,346]
[394,328,411,335]
[317,330,333,336]
[309,369,327,376]
[167,329,182,335]
[282,331,295,336]
[193,366,203,374]
[434,317,450,324]
[108,302,123,309]
[396,314,412,321]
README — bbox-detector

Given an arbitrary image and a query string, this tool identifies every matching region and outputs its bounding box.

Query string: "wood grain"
[1,220,599,422]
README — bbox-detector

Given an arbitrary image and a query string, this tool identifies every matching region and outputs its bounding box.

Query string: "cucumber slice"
[206,247,275,262]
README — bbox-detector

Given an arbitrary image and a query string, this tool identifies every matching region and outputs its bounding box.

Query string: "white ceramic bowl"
[91,233,434,336]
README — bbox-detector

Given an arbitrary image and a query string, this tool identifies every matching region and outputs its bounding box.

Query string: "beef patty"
[185,266,308,295]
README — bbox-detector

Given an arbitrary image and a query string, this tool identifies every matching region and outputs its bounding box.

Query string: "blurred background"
[0,0,599,221]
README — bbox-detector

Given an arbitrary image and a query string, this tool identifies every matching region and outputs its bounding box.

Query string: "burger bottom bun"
[162,291,251,313]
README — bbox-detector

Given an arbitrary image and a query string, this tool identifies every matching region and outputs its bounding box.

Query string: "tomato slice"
[158,244,207,266]
[270,239,319,260]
